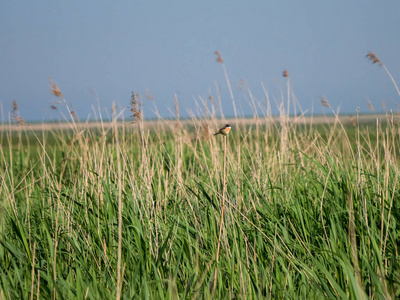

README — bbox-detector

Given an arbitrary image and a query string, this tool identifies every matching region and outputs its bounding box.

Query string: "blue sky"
[1,1,400,122]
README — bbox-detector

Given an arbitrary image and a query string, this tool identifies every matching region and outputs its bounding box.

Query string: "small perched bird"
[214,124,231,136]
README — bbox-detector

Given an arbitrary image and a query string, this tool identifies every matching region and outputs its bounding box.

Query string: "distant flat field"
[0,114,391,131]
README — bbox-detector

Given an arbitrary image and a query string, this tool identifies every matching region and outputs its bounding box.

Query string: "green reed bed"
[0,113,399,299]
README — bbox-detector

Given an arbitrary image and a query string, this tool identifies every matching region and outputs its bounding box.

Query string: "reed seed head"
[214,51,223,64]
[283,70,289,78]
[12,100,18,113]
[70,111,79,120]
[13,116,27,126]
[367,100,374,112]
[132,110,141,121]
[366,52,383,67]
[320,97,331,108]
[49,77,64,98]
[130,91,142,122]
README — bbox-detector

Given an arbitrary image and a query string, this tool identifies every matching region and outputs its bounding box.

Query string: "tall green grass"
[1,52,400,299]
[1,109,399,299]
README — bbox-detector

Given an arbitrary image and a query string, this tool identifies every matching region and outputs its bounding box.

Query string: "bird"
[214,124,231,136]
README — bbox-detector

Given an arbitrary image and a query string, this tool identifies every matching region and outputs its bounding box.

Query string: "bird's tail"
[214,132,221,136]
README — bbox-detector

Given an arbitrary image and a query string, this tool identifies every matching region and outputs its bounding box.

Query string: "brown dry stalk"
[367,100,375,112]
[174,94,179,120]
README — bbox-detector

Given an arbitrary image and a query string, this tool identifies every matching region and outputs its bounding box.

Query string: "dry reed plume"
[12,100,18,113]
[12,115,27,126]
[130,91,142,122]
[11,100,27,126]
[70,111,79,120]
[49,77,64,98]
[214,51,223,63]
[366,52,383,67]
[366,51,400,97]
[367,100,375,112]
[320,97,331,108]
[283,70,289,78]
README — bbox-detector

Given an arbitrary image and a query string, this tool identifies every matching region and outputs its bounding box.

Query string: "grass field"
[1,108,400,299]
[1,61,400,298]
